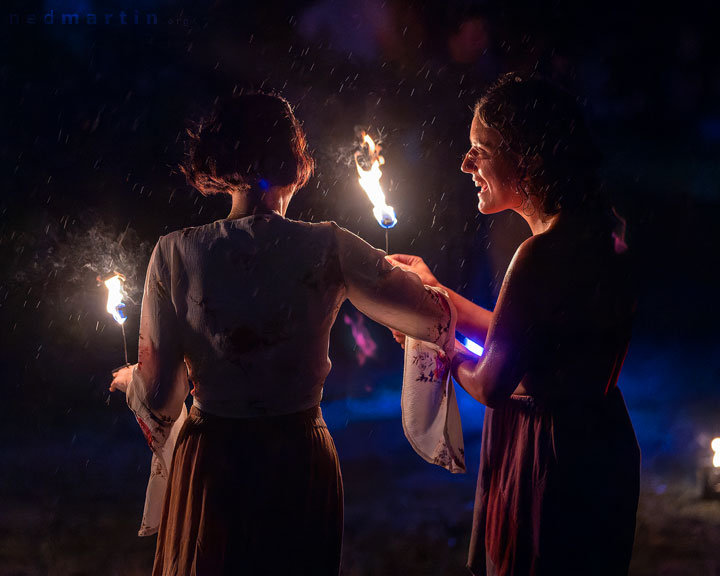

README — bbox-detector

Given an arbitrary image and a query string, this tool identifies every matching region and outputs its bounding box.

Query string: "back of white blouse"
[127,213,451,421]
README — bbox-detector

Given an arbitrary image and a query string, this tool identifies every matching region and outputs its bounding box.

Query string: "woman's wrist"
[426,276,444,289]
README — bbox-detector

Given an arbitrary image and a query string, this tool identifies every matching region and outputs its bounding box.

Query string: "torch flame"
[712,438,720,468]
[104,273,127,325]
[355,132,397,229]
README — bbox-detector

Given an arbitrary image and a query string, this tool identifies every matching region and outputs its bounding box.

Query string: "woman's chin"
[477,200,495,215]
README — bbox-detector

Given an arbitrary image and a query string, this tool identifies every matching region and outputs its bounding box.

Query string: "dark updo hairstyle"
[182,92,314,196]
[475,73,604,217]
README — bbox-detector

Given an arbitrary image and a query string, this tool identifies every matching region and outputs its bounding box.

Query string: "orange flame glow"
[354,132,397,229]
[104,273,127,325]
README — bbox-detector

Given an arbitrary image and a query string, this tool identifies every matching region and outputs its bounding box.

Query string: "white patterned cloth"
[129,395,187,536]
[401,290,466,474]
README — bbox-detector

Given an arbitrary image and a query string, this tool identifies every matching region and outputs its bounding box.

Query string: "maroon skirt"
[468,388,640,576]
[152,405,343,576]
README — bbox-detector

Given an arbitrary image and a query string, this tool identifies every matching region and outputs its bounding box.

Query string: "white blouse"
[125,213,462,535]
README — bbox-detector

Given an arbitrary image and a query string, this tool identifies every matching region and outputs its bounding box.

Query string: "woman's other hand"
[109,364,136,394]
[391,329,407,349]
[386,254,439,287]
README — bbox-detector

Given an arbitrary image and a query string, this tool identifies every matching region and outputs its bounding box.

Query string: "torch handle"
[121,323,129,366]
[111,362,133,376]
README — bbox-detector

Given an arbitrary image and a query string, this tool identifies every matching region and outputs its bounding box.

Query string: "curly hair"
[182,92,314,196]
[474,73,603,216]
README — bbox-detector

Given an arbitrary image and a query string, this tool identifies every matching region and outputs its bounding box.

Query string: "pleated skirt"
[152,405,343,576]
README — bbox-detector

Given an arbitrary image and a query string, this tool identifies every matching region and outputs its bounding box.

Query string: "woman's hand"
[384,254,442,350]
[109,364,136,394]
[391,329,407,349]
[386,254,440,287]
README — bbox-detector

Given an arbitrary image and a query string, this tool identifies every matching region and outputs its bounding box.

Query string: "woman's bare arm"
[452,238,539,407]
[443,285,493,343]
[386,254,492,343]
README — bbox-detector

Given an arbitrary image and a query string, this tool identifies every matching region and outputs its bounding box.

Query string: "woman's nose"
[460,153,475,174]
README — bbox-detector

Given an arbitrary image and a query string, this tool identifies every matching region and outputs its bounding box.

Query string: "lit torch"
[700,436,720,498]
[355,131,397,252]
[99,272,130,370]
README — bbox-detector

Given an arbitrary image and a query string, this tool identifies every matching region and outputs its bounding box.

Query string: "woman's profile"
[110,92,455,576]
[389,73,640,575]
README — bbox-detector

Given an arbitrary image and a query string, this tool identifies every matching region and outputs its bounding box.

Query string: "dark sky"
[1,0,718,431]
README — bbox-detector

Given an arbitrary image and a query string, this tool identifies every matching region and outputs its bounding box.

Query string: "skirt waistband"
[189,403,322,425]
[507,387,623,410]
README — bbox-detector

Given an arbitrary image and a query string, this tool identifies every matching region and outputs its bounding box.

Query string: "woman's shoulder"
[283,216,338,233]
[160,220,223,239]
[283,218,371,246]
[155,218,367,260]
[154,223,212,251]
[506,234,547,277]
[516,218,622,265]
[514,222,635,302]
[158,217,318,243]
[504,228,600,291]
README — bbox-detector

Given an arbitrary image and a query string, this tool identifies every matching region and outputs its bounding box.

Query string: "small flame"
[104,273,127,325]
[355,132,397,229]
[712,438,720,468]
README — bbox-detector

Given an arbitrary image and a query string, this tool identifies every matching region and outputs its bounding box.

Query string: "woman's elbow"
[456,369,513,409]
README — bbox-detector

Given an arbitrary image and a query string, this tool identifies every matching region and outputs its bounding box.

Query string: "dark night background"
[1,0,719,574]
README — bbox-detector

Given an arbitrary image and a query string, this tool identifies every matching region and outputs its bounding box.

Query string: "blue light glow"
[463,338,484,356]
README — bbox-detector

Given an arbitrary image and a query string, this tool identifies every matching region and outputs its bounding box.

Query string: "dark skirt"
[467,388,640,576]
[152,405,343,576]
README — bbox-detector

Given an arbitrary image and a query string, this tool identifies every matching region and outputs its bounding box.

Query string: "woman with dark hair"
[389,73,640,575]
[109,92,455,576]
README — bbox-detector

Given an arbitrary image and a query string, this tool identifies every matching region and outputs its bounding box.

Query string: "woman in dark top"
[389,73,640,575]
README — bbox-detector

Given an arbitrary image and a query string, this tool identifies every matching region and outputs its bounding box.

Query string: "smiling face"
[461,115,524,214]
